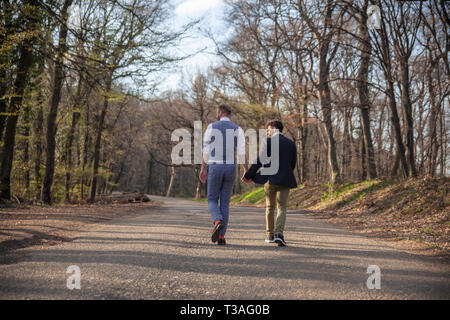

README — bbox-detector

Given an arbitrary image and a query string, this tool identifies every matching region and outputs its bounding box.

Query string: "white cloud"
[175,0,222,16]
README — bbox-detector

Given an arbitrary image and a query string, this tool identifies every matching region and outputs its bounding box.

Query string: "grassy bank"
[230,187,266,204]
[192,187,266,205]
[230,177,449,257]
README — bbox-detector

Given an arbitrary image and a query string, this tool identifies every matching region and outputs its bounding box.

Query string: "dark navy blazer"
[244,133,298,189]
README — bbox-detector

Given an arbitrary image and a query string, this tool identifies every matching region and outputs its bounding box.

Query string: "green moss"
[320,182,357,202]
[334,180,396,208]
[232,187,265,204]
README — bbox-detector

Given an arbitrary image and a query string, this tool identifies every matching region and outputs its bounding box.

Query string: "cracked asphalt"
[0,196,449,299]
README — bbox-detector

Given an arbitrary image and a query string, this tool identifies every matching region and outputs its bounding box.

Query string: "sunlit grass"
[231,187,265,204]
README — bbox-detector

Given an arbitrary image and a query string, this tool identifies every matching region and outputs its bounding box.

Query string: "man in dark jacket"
[242,120,297,246]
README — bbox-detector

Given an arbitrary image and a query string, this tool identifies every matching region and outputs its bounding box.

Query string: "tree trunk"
[427,56,439,176]
[64,108,81,202]
[399,58,417,177]
[166,166,176,197]
[360,128,367,181]
[112,147,131,191]
[22,104,31,198]
[41,0,74,204]
[349,114,357,180]
[33,89,44,200]
[89,78,112,203]
[0,67,7,144]
[376,103,385,176]
[0,31,35,200]
[341,107,351,180]
[64,73,84,202]
[357,0,377,180]
[318,41,340,185]
[390,152,400,178]
[0,0,14,144]
[80,96,90,200]
[102,162,112,195]
[146,155,153,194]
[377,10,409,178]
[195,170,202,200]
[298,102,308,183]
[439,102,446,176]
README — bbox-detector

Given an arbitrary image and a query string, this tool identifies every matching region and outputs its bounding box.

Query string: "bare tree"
[293,0,344,185]
[41,0,74,204]
[0,0,40,201]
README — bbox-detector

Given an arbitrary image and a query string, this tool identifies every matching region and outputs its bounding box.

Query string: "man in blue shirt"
[199,105,247,245]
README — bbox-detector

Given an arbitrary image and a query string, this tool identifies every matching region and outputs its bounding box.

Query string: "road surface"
[0,196,449,299]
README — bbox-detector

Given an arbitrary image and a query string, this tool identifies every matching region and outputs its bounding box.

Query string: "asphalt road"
[0,195,449,299]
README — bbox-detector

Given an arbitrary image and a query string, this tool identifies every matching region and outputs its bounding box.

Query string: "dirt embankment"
[233,177,450,259]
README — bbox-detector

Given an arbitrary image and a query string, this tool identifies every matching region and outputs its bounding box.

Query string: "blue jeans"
[207,164,236,236]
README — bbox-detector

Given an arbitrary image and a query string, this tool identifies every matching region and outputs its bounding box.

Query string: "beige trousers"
[264,182,290,235]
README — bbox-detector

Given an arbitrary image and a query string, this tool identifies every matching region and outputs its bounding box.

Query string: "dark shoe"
[211,221,223,243]
[274,233,286,247]
[265,234,275,243]
[218,238,226,245]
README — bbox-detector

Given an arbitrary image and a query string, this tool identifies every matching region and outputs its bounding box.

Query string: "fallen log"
[96,192,152,204]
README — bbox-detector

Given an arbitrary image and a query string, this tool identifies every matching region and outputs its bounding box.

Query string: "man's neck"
[220,116,230,121]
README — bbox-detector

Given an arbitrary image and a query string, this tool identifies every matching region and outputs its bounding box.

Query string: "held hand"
[241,175,251,183]
[199,169,207,184]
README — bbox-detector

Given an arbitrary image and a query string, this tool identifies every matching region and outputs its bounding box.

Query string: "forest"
[0,0,448,204]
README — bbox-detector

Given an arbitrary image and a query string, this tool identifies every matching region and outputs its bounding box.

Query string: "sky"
[154,0,229,93]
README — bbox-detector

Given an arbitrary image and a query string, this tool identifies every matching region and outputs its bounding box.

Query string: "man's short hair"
[266,119,283,132]
[218,104,231,116]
